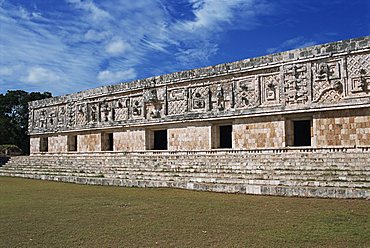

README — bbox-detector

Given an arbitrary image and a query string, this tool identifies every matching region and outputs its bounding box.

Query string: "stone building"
[1,36,369,198]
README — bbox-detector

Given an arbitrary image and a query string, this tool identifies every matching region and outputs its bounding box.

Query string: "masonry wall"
[114,129,146,151]
[78,133,101,152]
[314,108,370,147]
[30,137,40,154]
[48,135,68,153]
[168,124,211,150]
[233,117,285,149]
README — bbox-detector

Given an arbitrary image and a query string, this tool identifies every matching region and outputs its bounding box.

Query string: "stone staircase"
[0,150,369,199]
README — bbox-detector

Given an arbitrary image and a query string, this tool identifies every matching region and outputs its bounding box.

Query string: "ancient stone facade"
[27,36,370,153]
[2,37,368,199]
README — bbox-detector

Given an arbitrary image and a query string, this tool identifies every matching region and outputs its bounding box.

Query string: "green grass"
[0,177,369,248]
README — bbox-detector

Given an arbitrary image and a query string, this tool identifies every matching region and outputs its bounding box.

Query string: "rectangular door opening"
[219,125,232,148]
[40,137,48,152]
[67,135,77,151]
[293,120,311,146]
[102,133,114,151]
[153,130,167,150]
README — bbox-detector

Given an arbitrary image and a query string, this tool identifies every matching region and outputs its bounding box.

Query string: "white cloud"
[66,0,111,22]
[84,29,110,42]
[267,36,317,53]
[24,67,61,84]
[97,68,137,82]
[0,0,272,96]
[105,39,130,55]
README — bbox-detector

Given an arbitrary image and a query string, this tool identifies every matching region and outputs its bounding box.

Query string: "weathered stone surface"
[27,36,370,135]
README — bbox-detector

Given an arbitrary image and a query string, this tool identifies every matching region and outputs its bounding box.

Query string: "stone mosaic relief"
[234,76,260,109]
[114,98,129,121]
[130,96,144,119]
[189,86,210,112]
[347,53,370,95]
[312,59,344,103]
[284,64,310,105]
[210,82,233,111]
[260,73,281,106]
[29,51,370,133]
[167,88,188,115]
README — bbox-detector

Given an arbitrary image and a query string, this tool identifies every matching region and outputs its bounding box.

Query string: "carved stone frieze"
[260,73,281,106]
[284,63,310,105]
[189,86,210,112]
[130,96,144,119]
[312,59,344,103]
[144,87,166,119]
[100,101,114,123]
[347,54,370,95]
[234,76,259,109]
[57,105,66,126]
[114,98,129,121]
[76,104,87,125]
[210,82,232,111]
[167,88,187,115]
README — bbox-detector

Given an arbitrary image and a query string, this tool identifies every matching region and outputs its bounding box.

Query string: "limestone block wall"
[314,108,370,147]
[30,137,40,154]
[168,124,211,150]
[78,133,101,152]
[233,117,285,149]
[48,135,68,153]
[114,129,146,151]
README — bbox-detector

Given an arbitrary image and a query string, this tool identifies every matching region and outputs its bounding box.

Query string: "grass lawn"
[0,177,369,248]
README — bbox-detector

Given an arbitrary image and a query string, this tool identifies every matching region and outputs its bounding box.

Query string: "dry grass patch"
[0,177,369,247]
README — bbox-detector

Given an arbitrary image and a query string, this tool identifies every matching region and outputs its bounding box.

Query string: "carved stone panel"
[130,96,144,119]
[347,54,370,95]
[87,103,100,123]
[284,63,310,105]
[260,73,281,106]
[210,82,233,111]
[100,101,114,123]
[189,86,210,112]
[47,107,57,129]
[66,102,76,128]
[312,59,344,103]
[234,76,260,109]
[76,104,87,125]
[114,98,129,121]
[167,88,187,115]
[57,105,67,126]
[144,87,166,119]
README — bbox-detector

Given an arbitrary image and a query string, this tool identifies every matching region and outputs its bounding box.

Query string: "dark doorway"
[107,133,114,151]
[40,137,48,152]
[293,120,311,146]
[219,125,232,148]
[154,130,167,150]
[68,135,77,151]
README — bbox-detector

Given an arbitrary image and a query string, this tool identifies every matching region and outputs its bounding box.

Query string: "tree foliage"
[0,90,52,154]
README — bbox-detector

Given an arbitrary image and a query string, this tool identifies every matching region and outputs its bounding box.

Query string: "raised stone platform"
[1,148,369,199]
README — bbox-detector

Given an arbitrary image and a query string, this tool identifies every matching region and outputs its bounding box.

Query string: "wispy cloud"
[0,0,272,95]
[266,36,317,53]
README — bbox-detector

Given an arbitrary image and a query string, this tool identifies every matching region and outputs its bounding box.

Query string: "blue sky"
[0,0,369,96]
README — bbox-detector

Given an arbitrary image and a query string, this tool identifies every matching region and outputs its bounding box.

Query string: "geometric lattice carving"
[312,60,343,103]
[284,64,309,105]
[168,88,187,115]
[76,104,87,125]
[234,76,259,109]
[347,54,370,95]
[114,98,129,121]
